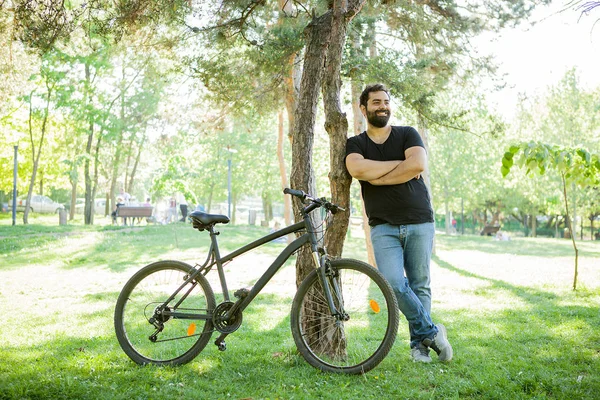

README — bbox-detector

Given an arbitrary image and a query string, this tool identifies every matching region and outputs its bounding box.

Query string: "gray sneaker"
[423,323,453,362]
[410,343,432,363]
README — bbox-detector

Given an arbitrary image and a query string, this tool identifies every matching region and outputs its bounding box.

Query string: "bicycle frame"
[160,200,335,324]
[209,221,308,310]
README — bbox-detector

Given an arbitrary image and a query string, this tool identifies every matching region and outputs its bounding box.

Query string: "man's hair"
[359,83,390,108]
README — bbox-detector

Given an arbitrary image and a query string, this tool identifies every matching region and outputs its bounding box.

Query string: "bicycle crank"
[212,301,243,333]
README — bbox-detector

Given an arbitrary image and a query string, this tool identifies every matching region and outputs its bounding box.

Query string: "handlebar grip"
[328,204,346,215]
[283,188,306,199]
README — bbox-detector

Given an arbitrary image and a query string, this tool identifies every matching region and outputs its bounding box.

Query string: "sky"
[476,1,600,120]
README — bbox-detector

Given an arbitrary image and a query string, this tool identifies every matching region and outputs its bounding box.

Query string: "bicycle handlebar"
[283,188,306,200]
[283,188,345,214]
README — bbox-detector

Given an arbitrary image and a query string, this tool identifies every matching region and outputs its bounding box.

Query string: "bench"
[480,225,501,236]
[115,206,154,226]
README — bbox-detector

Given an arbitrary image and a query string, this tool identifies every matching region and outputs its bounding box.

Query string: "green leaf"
[576,148,589,163]
[501,165,510,177]
[508,145,520,154]
[527,159,537,170]
[503,151,514,160]
[502,157,514,168]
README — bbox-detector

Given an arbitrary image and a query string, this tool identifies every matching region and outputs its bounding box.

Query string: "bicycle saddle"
[189,211,230,229]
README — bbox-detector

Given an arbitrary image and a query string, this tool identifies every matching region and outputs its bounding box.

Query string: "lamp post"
[224,146,238,219]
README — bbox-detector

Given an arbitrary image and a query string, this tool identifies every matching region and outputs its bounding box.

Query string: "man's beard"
[366,109,390,128]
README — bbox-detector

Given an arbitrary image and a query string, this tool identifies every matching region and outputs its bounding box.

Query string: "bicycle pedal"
[216,341,226,351]
[234,288,250,299]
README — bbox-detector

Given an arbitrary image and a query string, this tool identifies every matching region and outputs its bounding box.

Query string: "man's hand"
[345,153,400,181]
[367,146,427,186]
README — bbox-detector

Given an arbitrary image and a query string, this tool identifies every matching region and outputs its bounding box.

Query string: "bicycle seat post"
[208,225,230,302]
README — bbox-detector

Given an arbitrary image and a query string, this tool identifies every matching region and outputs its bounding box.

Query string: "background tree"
[509,69,600,236]
[21,50,67,223]
[501,142,600,290]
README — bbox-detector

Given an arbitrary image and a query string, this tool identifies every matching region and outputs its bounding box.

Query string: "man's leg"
[404,222,434,315]
[404,222,453,361]
[370,224,436,350]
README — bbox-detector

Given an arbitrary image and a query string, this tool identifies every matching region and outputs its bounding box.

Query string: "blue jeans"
[370,222,437,348]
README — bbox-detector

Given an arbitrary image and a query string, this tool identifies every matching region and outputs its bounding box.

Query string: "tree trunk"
[572,183,577,241]
[417,113,437,253]
[290,0,365,361]
[124,142,133,194]
[109,93,125,215]
[24,83,52,224]
[83,62,94,225]
[321,4,354,259]
[69,179,77,220]
[348,30,377,267]
[89,133,103,225]
[277,110,292,229]
[38,172,44,195]
[290,11,331,285]
[290,12,331,358]
[561,174,579,290]
[128,131,146,197]
[276,0,297,232]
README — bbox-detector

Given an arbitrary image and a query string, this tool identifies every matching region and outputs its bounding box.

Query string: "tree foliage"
[501,141,600,290]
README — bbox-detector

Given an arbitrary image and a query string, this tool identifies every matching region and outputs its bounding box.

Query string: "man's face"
[364,91,391,128]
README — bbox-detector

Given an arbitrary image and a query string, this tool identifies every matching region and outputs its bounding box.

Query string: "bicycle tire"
[114,260,216,365]
[290,258,399,374]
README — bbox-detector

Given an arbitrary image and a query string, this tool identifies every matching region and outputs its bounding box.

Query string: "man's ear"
[360,104,367,117]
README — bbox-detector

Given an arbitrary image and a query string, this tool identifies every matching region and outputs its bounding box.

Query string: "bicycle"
[114,188,399,374]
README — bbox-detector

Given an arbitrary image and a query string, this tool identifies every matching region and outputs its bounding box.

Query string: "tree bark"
[128,131,146,199]
[277,0,298,231]
[350,29,376,267]
[83,62,94,225]
[69,179,77,220]
[90,133,103,225]
[290,1,365,360]
[290,10,331,285]
[109,88,126,214]
[277,111,292,229]
[321,2,359,258]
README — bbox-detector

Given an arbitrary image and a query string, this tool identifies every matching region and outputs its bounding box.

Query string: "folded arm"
[345,153,401,181]
[368,146,427,185]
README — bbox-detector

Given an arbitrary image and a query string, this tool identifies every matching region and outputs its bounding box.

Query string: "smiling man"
[345,83,453,363]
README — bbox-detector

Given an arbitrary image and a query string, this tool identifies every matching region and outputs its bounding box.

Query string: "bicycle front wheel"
[291,258,399,374]
[114,260,216,365]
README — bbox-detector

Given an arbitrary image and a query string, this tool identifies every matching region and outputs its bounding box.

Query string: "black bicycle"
[114,188,399,374]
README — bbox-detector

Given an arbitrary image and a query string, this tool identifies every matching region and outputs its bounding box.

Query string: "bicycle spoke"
[291,259,399,374]
[115,261,215,365]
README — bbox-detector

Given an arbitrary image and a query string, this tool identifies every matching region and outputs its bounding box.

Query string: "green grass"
[0,218,599,399]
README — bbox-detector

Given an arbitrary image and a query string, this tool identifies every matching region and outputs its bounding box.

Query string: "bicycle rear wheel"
[290,258,399,374]
[114,260,215,365]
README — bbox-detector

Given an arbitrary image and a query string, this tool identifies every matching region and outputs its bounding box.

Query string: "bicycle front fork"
[313,251,347,320]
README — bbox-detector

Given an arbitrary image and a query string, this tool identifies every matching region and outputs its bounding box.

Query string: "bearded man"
[345,83,453,363]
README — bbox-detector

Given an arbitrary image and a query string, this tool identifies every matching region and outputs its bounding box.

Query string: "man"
[345,83,453,363]
[178,193,188,222]
[118,188,131,204]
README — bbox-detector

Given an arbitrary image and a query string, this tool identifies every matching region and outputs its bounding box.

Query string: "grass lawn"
[0,213,599,399]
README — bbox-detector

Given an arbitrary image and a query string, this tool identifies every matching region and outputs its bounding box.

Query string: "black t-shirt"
[345,126,434,226]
